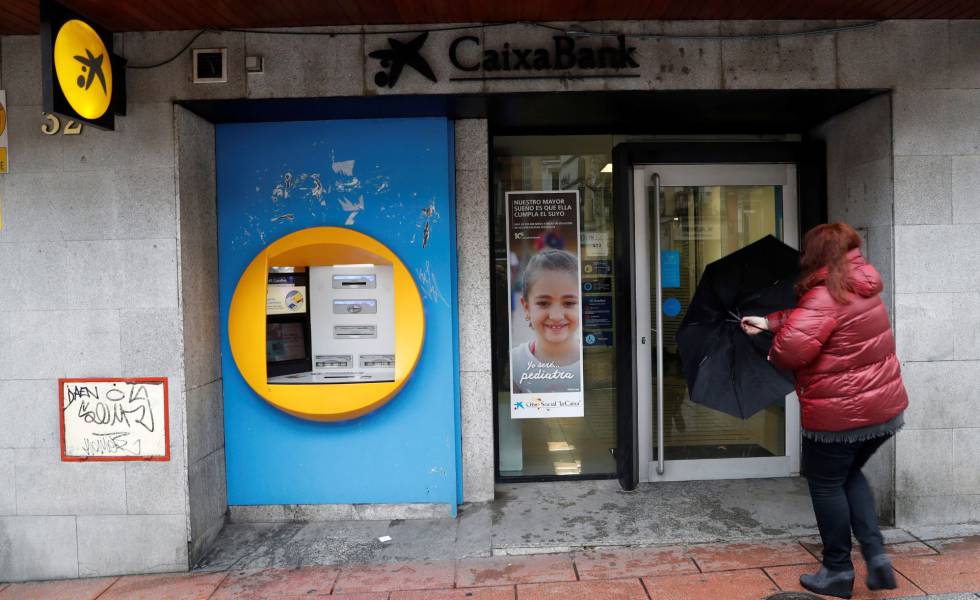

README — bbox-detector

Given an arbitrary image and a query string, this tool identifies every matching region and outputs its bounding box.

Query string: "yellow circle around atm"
[54,19,112,120]
[228,227,426,421]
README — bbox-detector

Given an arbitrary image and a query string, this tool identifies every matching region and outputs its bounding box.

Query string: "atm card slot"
[360,354,395,368]
[333,299,378,315]
[316,372,355,379]
[332,274,377,289]
[334,325,377,339]
[314,354,352,368]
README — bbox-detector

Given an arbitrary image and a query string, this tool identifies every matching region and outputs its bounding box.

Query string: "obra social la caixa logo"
[369,30,640,88]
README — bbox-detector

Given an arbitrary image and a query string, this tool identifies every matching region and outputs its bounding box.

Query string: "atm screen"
[267,322,307,362]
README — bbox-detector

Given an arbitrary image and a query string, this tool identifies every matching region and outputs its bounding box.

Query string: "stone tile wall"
[2,18,980,581]
[810,93,896,521]
[175,106,227,564]
[455,119,494,503]
[0,34,190,581]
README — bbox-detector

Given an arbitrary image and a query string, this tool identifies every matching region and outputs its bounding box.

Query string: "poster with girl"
[505,190,584,418]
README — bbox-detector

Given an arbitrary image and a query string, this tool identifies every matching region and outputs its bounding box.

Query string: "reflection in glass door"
[634,165,801,482]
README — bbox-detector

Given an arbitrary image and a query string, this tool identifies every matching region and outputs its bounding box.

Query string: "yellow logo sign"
[53,19,112,120]
[0,90,8,174]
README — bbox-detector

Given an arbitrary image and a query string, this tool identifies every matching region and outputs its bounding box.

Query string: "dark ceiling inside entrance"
[2,0,979,35]
[180,89,886,135]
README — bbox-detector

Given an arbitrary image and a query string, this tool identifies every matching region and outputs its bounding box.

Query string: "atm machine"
[267,264,396,384]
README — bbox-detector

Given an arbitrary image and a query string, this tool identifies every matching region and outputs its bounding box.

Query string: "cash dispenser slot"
[332,274,376,289]
[334,324,377,339]
[332,299,377,315]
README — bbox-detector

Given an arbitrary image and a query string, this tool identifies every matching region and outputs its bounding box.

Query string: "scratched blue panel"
[217,118,460,507]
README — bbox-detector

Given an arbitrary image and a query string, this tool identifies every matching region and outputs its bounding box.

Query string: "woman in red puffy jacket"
[742,223,908,599]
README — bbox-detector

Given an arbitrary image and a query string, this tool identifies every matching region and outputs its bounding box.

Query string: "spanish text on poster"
[506,190,584,419]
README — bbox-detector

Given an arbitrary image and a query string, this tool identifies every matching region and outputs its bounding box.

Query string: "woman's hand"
[741,316,769,336]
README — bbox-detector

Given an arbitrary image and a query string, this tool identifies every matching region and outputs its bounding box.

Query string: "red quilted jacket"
[766,249,908,432]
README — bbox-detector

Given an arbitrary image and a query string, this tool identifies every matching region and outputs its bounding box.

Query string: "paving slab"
[573,545,698,580]
[902,594,980,600]
[377,517,460,562]
[907,524,980,541]
[800,540,940,562]
[766,561,925,599]
[270,520,391,568]
[797,529,920,546]
[517,578,649,600]
[688,539,817,572]
[642,569,781,600]
[456,554,578,588]
[893,553,980,595]
[332,560,457,593]
[455,502,494,558]
[392,586,516,599]
[0,577,116,600]
[923,536,980,555]
[209,566,339,599]
[193,522,305,571]
[98,572,229,600]
[886,541,942,557]
[881,529,922,544]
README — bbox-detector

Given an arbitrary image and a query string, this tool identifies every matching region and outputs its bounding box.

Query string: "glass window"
[653,185,786,460]
[492,135,617,477]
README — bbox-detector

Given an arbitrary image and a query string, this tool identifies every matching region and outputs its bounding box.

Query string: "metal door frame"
[610,141,826,490]
[633,163,801,483]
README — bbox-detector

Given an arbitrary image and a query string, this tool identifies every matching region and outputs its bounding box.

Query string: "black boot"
[800,566,854,599]
[866,554,897,590]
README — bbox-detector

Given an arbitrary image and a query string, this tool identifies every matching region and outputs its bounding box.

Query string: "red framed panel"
[59,377,170,462]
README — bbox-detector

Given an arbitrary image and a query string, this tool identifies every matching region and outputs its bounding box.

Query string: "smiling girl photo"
[511,248,583,394]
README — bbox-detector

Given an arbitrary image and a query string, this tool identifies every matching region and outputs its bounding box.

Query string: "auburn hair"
[796,223,863,304]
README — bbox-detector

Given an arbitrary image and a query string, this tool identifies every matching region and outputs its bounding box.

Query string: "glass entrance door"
[633,164,801,482]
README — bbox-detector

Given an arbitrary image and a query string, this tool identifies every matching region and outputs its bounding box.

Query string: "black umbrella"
[675,235,799,419]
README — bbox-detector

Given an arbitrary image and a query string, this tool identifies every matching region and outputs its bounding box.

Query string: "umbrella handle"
[742,322,773,335]
[730,317,773,335]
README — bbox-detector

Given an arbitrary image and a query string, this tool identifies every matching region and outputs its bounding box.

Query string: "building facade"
[1,17,979,581]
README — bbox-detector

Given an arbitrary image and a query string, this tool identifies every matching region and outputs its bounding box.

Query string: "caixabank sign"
[40,0,126,130]
[369,30,640,88]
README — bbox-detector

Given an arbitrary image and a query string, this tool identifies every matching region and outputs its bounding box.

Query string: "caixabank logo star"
[54,19,111,120]
[368,32,438,88]
[41,0,126,130]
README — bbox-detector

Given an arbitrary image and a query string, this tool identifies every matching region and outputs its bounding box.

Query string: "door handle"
[652,172,665,477]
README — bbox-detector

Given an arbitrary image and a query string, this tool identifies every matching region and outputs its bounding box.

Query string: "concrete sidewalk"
[200,479,822,569]
[4,480,979,598]
[3,533,980,599]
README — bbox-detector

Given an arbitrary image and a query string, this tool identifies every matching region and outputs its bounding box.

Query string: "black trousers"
[802,434,891,571]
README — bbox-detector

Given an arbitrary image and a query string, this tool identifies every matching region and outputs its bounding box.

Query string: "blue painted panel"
[216,118,460,507]
[661,250,680,289]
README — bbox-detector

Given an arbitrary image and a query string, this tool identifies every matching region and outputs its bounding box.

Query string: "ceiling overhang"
[2,0,979,36]
[180,89,886,134]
